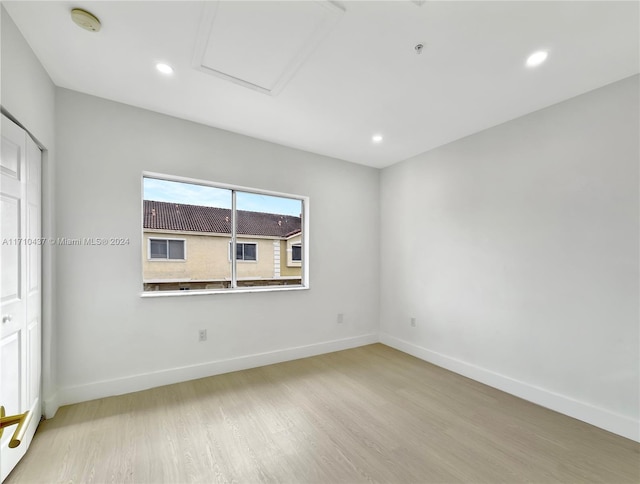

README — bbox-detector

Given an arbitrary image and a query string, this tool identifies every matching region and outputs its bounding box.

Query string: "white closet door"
[1,115,42,482]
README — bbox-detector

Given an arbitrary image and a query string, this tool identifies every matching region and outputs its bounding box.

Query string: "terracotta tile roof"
[144,200,301,238]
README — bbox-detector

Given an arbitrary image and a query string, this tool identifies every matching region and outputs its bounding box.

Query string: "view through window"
[142,175,306,293]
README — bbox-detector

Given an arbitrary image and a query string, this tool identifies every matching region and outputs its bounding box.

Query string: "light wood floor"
[6,344,639,483]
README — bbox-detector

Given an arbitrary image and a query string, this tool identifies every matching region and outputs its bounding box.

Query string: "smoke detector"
[71,8,101,32]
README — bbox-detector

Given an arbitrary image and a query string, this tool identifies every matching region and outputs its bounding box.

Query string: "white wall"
[380,75,640,441]
[54,88,380,406]
[1,7,58,418]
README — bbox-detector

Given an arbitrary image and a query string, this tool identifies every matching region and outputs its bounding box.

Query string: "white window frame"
[141,172,309,297]
[147,237,187,261]
[286,238,302,267]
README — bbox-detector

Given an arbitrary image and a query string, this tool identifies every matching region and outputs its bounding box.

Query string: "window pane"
[168,240,184,260]
[292,244,302,261]
[150,239,167,259]
[244,244,257,261]
[143,177,232,291]
[236,191,303,287]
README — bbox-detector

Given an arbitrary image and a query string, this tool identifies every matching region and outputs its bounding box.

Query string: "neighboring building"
[143,200,302,291]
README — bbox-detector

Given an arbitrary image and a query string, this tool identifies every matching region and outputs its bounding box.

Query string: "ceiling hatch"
[193,1,344,96]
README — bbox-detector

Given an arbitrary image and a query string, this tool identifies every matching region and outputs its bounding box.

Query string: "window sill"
[140,284,309,298]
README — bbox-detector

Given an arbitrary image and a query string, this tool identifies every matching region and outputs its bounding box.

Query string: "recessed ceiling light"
[372,134,383,143]
[526,50,548,68]
[156,63,174,75]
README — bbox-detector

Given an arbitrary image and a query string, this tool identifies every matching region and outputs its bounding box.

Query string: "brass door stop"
[0,406,32,448]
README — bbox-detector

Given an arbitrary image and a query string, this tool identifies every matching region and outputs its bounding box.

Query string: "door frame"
[1,108,54,419]
[1,110,55,398]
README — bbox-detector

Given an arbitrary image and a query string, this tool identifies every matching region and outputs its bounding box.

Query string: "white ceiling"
[4,1,639,168]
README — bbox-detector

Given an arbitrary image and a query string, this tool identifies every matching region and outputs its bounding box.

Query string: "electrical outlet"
[198,329,207,342]
[410,317,416,327]
[337,313,344,324]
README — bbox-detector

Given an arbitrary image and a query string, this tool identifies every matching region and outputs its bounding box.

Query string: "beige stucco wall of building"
[143,231,278,282]
[280,234,302,277]
[236,237,277,280]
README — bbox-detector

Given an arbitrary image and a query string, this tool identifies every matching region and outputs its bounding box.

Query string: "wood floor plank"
[5,344,639,483]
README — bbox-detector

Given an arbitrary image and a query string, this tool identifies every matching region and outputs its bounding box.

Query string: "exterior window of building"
[142,173,308,294]
[149,238,185,260]
[292,244,302,261]
[232,242,257,261]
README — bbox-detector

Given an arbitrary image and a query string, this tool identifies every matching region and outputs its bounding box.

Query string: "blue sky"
[144,178,302,216]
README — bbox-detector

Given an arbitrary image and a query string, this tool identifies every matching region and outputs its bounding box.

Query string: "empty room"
[0,1,638,482]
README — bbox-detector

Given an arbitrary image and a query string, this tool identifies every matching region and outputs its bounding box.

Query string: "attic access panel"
[193,1,344,95]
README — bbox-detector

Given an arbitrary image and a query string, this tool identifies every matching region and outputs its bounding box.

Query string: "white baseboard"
[56,333,378,408]
[43,392,59,419]
[379,333,640,443]
[50,331,640,443]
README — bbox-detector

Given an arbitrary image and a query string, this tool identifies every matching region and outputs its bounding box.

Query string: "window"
[231,242,257,261]
[286,238,302,267]
[142,173,308,294]
[149,238,185,260]
[292,244,302,261]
